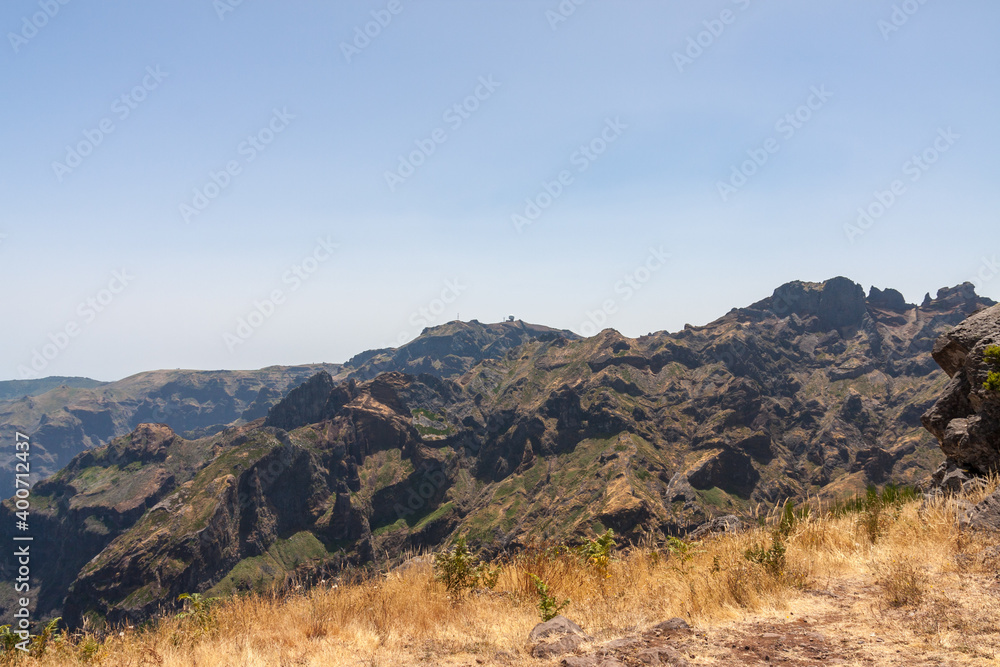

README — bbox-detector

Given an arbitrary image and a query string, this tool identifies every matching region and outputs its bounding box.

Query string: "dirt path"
[539,572,1000,667]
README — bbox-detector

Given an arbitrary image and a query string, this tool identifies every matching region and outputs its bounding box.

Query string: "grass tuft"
[3,480,998,665]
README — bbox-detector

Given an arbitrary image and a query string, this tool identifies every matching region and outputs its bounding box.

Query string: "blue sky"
[1,0,998,381]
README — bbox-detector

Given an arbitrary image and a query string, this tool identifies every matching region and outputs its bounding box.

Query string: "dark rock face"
[818,277,868,330]
[263,371,336,430]
[732,432,773,463]
[867,287,910,313]
[928,302,1000,376]
[851,446,894,484]
[687,449,759,497]
[922,304,1000,476]
[761,277,867,331]
[929,460,978,494]
[968,490,1000,531]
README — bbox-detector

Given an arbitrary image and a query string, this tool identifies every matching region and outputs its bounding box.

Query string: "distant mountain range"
[0,277,994,627]
[0,365,342,489]
[0,320,574,491]
[0,377,105,402]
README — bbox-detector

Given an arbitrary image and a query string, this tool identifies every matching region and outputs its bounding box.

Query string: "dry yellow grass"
[7,481,1000,666]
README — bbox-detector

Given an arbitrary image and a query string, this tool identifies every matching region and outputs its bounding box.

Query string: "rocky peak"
[817,277,868,330]
[106,423,177,465]
[866,287,911,313]
[368,372,414,415]
[264,371,336,431]
[922,282,988,313]
[752,277,867,332]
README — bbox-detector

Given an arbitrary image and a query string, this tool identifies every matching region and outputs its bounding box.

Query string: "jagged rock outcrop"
[752,277,867,332]
[966,490,1000,531]
[61,430,331,626]
[867,286,911,313]
[7,371,467,627]
[922,303,1000,477]
[263,371,337,430]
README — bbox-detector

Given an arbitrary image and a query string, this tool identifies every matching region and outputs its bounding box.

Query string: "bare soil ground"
[518,570,1000,667]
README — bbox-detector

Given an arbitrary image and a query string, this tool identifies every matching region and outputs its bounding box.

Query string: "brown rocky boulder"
[529,615,592,659]
[922,304,1000,476]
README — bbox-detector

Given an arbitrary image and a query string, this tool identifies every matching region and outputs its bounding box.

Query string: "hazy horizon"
[3,1,998,382]
[0,274,988,384]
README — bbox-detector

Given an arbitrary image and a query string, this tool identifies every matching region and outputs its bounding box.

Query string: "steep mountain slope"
[0,320,575,493]
[3,277,993,628]
[0,365,343,490]
[442,279,993,544]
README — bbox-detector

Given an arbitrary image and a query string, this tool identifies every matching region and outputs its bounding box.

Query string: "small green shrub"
[776,499,809,538]
[434,537,476,595]
[745,532,786,577]
[177,593,217,632]
[77,635,101,663]
[26,617,62,657]
[666,536,702,573]
[528,574,570,622]
[578,528,616,577]
[830,484,919,543]
[433,537,499,597]
[0,624,21,653]
[984,346,1000,392]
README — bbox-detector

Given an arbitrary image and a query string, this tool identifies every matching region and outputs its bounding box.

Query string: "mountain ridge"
[0,377,105,402]
[0,321,577,492]
[1,276,995,627]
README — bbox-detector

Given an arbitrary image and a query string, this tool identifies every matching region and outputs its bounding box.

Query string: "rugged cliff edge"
[922,303,1000,487]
